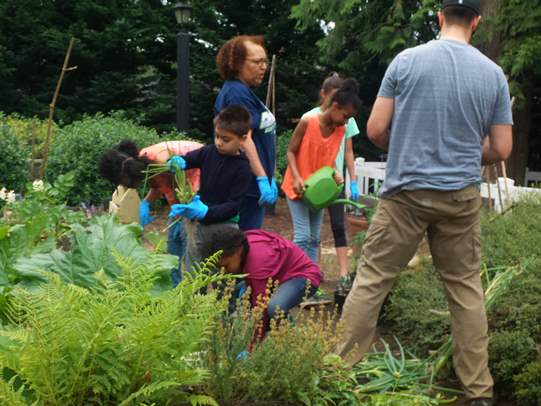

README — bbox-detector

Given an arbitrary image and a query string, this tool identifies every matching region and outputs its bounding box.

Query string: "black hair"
[214,105,251,137]
[442,5,477,27]
[200,225,250,267]
[98,139,151,188]
[329,78,362,114]
[321,72,344,93]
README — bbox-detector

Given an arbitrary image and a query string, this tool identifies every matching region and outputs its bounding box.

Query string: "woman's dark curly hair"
[99,139,152,188]
[216,35,266,80]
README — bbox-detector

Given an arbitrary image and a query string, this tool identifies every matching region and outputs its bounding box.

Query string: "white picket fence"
[347,158,541,213]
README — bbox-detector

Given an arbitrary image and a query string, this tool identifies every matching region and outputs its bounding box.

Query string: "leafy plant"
[0,252,226,405]
[1,113,53,160]
[481,196,541,268]
[45,112,160,205]
[513,360,541,406]
[488,331,537,399]
[275,129,292,185]
[0,122,28,195]
[13,215,175,294]
[200,287,340,405]
[0,173,84,293]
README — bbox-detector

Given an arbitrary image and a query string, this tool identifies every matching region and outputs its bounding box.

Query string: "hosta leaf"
[13,215,176,292]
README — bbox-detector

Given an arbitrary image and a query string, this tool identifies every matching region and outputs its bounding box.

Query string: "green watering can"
[302,166,366,211]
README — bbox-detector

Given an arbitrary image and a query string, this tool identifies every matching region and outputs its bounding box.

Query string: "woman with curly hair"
[214,35,277,230]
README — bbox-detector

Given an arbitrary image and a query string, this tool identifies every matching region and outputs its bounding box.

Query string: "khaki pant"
[336,185,493,399]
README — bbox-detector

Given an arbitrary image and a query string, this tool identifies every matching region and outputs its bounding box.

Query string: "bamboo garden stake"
[39,37,78,179]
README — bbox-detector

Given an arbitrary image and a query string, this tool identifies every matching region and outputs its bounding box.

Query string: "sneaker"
[337,275,352,293]
[301,288,333,306]
[469,398,494,406]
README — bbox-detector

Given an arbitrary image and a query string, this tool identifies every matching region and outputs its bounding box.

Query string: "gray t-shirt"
[378,38,513,196]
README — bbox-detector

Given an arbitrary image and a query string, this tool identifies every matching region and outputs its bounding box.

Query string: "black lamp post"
[173,1,192,132]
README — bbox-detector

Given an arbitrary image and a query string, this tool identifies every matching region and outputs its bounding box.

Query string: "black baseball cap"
[442,0,480,15]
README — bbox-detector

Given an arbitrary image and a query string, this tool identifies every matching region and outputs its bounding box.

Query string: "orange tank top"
[139,140,202,206]
[281,115,345,200]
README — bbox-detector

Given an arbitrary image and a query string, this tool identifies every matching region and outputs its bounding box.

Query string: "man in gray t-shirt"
[336,2,512,405]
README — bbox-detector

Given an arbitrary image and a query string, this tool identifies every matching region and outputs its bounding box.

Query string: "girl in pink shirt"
[200,225,323,334]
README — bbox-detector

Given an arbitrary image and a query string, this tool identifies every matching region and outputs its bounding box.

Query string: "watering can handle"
[333,198,366,210]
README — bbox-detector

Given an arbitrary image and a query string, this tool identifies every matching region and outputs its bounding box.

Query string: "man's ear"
[471,15,482,32]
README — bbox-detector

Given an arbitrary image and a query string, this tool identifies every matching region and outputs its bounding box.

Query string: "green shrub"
[275,129,292,184]
[382,260,449,356]
[0,113,53,159]
[488,331,537,399]
[513,361,541,406]
[488,258,541,337]
[0,123,29,194]
[46,112,160,205]
[481,197,541,267]
[200,289,339,405]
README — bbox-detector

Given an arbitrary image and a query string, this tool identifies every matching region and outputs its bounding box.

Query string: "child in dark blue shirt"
[167,105,252,272]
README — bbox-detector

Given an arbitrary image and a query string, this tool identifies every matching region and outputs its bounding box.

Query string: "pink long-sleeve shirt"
[243,230,323,308]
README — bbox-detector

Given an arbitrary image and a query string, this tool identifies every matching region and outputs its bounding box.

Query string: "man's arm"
[481,125,513,165]
[367,97,395,151]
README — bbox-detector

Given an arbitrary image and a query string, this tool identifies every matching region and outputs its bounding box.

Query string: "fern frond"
[189,394,219,406]
[117,380,186,406]
[0,375,31,406]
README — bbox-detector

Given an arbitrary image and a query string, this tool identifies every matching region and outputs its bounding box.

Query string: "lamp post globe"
[173,1,192,132]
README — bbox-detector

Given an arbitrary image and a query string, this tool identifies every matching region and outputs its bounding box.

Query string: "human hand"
[293,176,305,198]
[166,155,186,172]
[350,180,359,200]
[333,170,344,185]
[168,195,208,220]
[257,176,276,206]
[139,200,155,226]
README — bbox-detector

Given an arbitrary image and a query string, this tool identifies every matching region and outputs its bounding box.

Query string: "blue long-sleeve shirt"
[183,145,251,224]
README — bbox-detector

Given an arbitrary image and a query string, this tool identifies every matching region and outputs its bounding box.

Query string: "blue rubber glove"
[139,200,155,226]
[169,195,208,220]
[350,180,359,200]
[236,350,249,361]
[270,177,278,201]
[166,155,186,172]
[257,176,276,206]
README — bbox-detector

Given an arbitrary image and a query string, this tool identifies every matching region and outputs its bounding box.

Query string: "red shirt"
[139,141,202,206]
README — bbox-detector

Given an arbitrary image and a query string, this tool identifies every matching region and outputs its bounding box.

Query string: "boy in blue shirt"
[167,105,252,273]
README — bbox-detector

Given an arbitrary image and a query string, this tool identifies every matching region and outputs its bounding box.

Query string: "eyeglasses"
[246,58,268,67]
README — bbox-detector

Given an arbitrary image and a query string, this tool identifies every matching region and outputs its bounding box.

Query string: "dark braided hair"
[99,139,151,188]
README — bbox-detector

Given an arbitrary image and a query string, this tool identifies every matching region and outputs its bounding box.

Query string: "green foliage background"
[45,113,161,205]
[0,123,28,194]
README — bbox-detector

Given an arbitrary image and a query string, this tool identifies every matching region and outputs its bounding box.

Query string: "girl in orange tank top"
[281,79,361,264]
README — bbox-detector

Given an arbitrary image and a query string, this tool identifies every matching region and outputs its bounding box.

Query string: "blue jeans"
[267,277,318,319]
[239,195,265,231]
[287,198,324,263]
[168,220,186,287]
